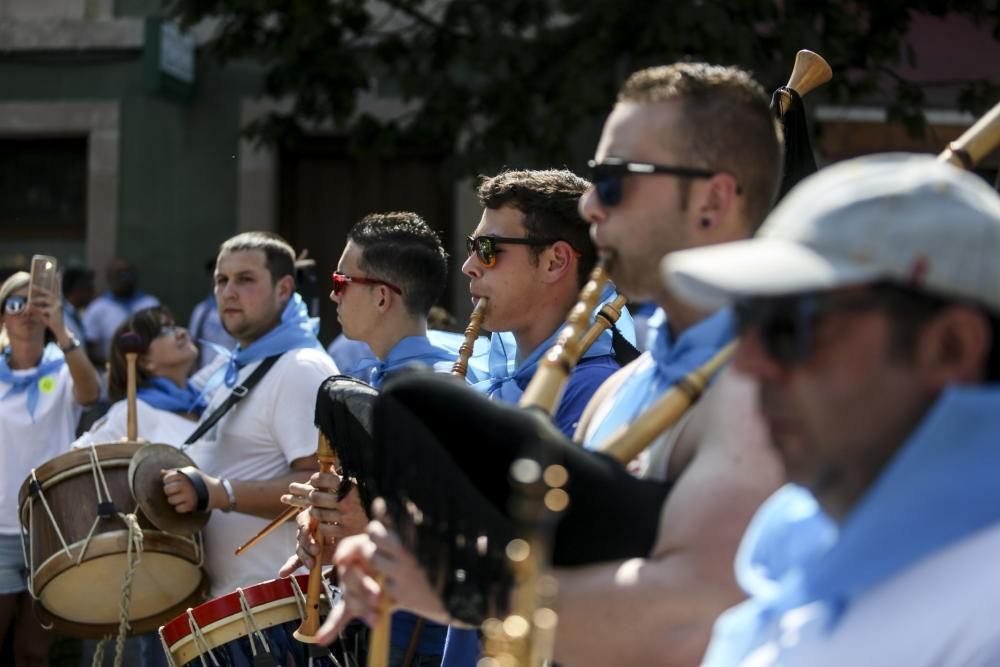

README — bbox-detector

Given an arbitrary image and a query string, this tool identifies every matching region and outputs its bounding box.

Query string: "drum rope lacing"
[238,586,276,660]
[22,468,75,598]
[91,512,145,667]
[158,625,177,667]
[24,445,135,582]
[184,606,220,667]
[24,444,202,614]
[290,574,308,618]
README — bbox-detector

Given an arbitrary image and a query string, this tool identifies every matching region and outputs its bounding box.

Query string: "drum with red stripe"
[159,574,357,667]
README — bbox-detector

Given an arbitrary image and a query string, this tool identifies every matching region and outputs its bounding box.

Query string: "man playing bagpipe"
[460,169,635,436]
[287,62,793,667]
[285,212,460,665]
[282,173,635,665]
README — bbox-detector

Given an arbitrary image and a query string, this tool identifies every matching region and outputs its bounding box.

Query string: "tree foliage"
[167,0,1000,175]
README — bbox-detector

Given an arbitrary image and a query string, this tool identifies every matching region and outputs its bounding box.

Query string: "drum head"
[129,444,210,536]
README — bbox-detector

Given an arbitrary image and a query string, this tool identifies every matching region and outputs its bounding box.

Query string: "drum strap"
[183,354,282,447]
[401,618,426,667]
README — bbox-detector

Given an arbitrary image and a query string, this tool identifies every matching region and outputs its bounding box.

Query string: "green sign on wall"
[143,17,196,102]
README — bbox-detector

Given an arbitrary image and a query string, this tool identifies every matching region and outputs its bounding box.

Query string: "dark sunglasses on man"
[330,272,402,297]
[2,295,28,315]
[465,235,560,269]
[588,157,740,207]
[732,285,937,364]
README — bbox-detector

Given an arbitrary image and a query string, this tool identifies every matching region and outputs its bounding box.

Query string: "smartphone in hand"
[28,254,58,309]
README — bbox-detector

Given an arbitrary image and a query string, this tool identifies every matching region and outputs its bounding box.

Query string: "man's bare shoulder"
[653,367,784,559]
[685,367,776,458]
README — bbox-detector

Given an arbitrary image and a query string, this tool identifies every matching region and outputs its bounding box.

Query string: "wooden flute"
[293,431,338,643]
[451,297,489,378]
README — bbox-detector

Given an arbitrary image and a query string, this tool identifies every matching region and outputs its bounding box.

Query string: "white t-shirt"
[1,362,81,534]
[184,348,338,596]
[81,293,160,360]
[725,522,1000,667]
[72,398,197,449]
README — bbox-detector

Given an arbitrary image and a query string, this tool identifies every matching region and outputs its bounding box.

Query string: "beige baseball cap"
[662,153,1000,314]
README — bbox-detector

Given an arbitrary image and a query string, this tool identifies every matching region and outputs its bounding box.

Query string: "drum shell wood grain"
[18,442,207,638]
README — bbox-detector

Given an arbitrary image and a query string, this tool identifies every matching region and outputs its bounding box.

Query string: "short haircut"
[62,266,94,294]
[619,62,783,230]
[347,212,449,318]
[477,169,595,287]
[107,306,176,402]
[873,282,1000,382]
[219,232,296,284]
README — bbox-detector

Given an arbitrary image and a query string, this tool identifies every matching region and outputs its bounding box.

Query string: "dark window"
[0,137,87,240]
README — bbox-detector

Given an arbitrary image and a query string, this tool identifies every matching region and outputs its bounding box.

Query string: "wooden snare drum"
[18,442,207,638]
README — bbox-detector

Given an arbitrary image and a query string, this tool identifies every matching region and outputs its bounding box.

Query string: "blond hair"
[0,271,30,350]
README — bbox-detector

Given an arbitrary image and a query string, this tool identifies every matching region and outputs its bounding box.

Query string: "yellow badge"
[38,376,57,394]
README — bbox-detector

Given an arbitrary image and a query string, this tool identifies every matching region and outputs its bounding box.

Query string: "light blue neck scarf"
[201,293,324,397]
[471,285,635,402]
[138,376,208,416]
[584,307,733,448]
[704,385,1000,665]
[352,334,458,388]
[0,343,66,421]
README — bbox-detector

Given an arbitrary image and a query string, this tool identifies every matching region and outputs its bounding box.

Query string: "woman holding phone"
[0,270,100,665]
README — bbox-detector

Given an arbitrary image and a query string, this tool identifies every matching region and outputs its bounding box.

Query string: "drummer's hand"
[314,533,383,644]
[162,468,198,514]
[161,468,226,514]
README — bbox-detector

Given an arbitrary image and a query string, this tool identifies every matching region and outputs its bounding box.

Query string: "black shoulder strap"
[611,325,642,366]
[183,354,282,446]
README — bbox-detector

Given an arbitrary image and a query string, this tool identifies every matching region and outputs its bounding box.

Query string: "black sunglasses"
[733,290,904,364]
[588,158,731,207]
[465,235,560,268]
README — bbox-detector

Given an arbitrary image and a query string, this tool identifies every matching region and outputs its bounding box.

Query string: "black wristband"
[177,466,211,513]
